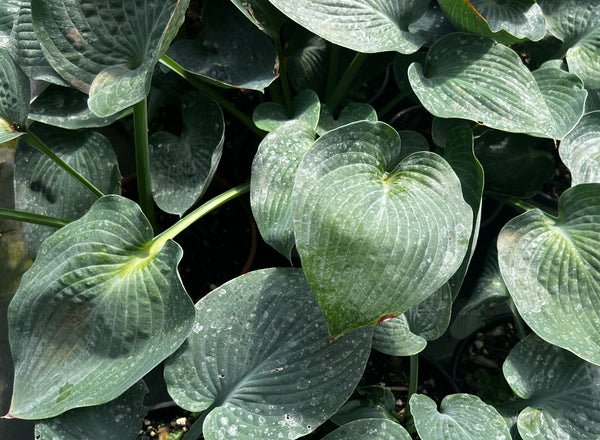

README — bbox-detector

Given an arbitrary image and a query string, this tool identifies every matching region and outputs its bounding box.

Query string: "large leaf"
[34,381,147,440]
[474,129,554,198]
[291,121,473,338]
[149,92,224,216]
[540,0,600,89]
[323,418,411,440]
[251,119,316,260]
[438,0,545,44]
[229,0,286,38]
[253,89,320,133]
[503,334,600,439]
[14,124,121,255]
[164,268,372,440]
[497,183,600,365]
[0,0,20,47]
[408,33,586,139]
[7,195,195,419]
[410,393,511,440]
[330,386,398,426]
[317,103,378,136]
[29,85,132,129]
[31,0,189,117]
[0,47,28,143]
[266,0,430,54]
[559,111,600,185]
[167,0,277,92]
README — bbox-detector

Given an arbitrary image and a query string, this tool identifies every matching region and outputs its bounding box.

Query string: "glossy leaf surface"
[503,334,600,439]
[267,0,429,54]
[31,0,189,116]
[438,0,545,44]
[408,33,586,139]
[164,268,372,440]
[291,121,472,338]
[323,418,411,440]
[14,124,120,256]
[411,393,511,440]
[559,111,600,185]
[251,120,316,260]
[540,0,600,89]
[34,381,147,440]
[7,195,195,419]
[0,47,28,143]
[498,184,600,364]
[167,0,277,92]
[149,92,224,215]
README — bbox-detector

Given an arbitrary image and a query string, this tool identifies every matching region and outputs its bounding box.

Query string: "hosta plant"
[1,0,600,439]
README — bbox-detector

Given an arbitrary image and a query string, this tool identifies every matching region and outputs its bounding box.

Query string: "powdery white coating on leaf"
[560,111,600,185]
[322,418,411,440]
[164,268,372,440]
[498,184,600,365]
[468,0,546,40]
[267,0,429,54]
[291,121,472,338]
[503,334,600,439]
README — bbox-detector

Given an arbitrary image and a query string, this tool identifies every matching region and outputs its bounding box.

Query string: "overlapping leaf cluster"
[1,1,600,439]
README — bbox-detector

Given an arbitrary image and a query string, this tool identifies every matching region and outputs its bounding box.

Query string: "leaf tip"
[376,313,397,325]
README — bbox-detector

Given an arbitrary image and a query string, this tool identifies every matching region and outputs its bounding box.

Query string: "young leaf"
[34,381,147,440]
[253,89,320,132]
[559,111,600,185]
[317,103,378,136]
[410,393,511,440]
[7,195,195,419]
[330,386,398,426]
[322,418,411,440]
[503,334,600,439]
[291,121,473,338]
[251,119,316,260]
[167,0,277,92]
[149,92,224,216]
[540,0,600,89]
[14,124,121,255]
[31,0,189,117]
[266,0,430,54]
[438,0,545,44]
[0,47,28,143]
[164,268,372,440]
[408,33,586,139]
[498,183,600,365]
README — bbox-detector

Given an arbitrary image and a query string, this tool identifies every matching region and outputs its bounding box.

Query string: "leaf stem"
[401,354,419,424]
[182,405,214,440]
[149,182,250,254]
[326,52,368,112]
[159,55,265,138]
[508,298,528,340]
[274,35,294,116]
[326,44,340,100]
[490,195,541,214]
[25,132,104,199]
[133,98,158,233]
[0,208,70,228]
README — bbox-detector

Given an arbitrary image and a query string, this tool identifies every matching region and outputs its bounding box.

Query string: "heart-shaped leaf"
[1,0,68,85]
[251,120,316,260]
[29,85,132,129]
[474,129,554,198]
[7,195,195,419]
[167,0,277,92]
[317,103,378,136]
[0,47,28,143]
[149,92,224,216]
[253,89,320,132]
[291,121,473,338]
[540,0,600,89]
[31,0,189,117]
[451,242,510,339]
[410,393,511,440]
[14,124,121,256]
[330,386,398,426]
[408,33,586,139]
[267,0,430,54]
[372,284,452,357]
[34,381,147,440]
[498,183,600,365]
[283,24,329,94]
[164,268,372,440]
[503,334,600,439]
[559,111,600,185]
[438,0,545,44]
[323,418,411,440]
